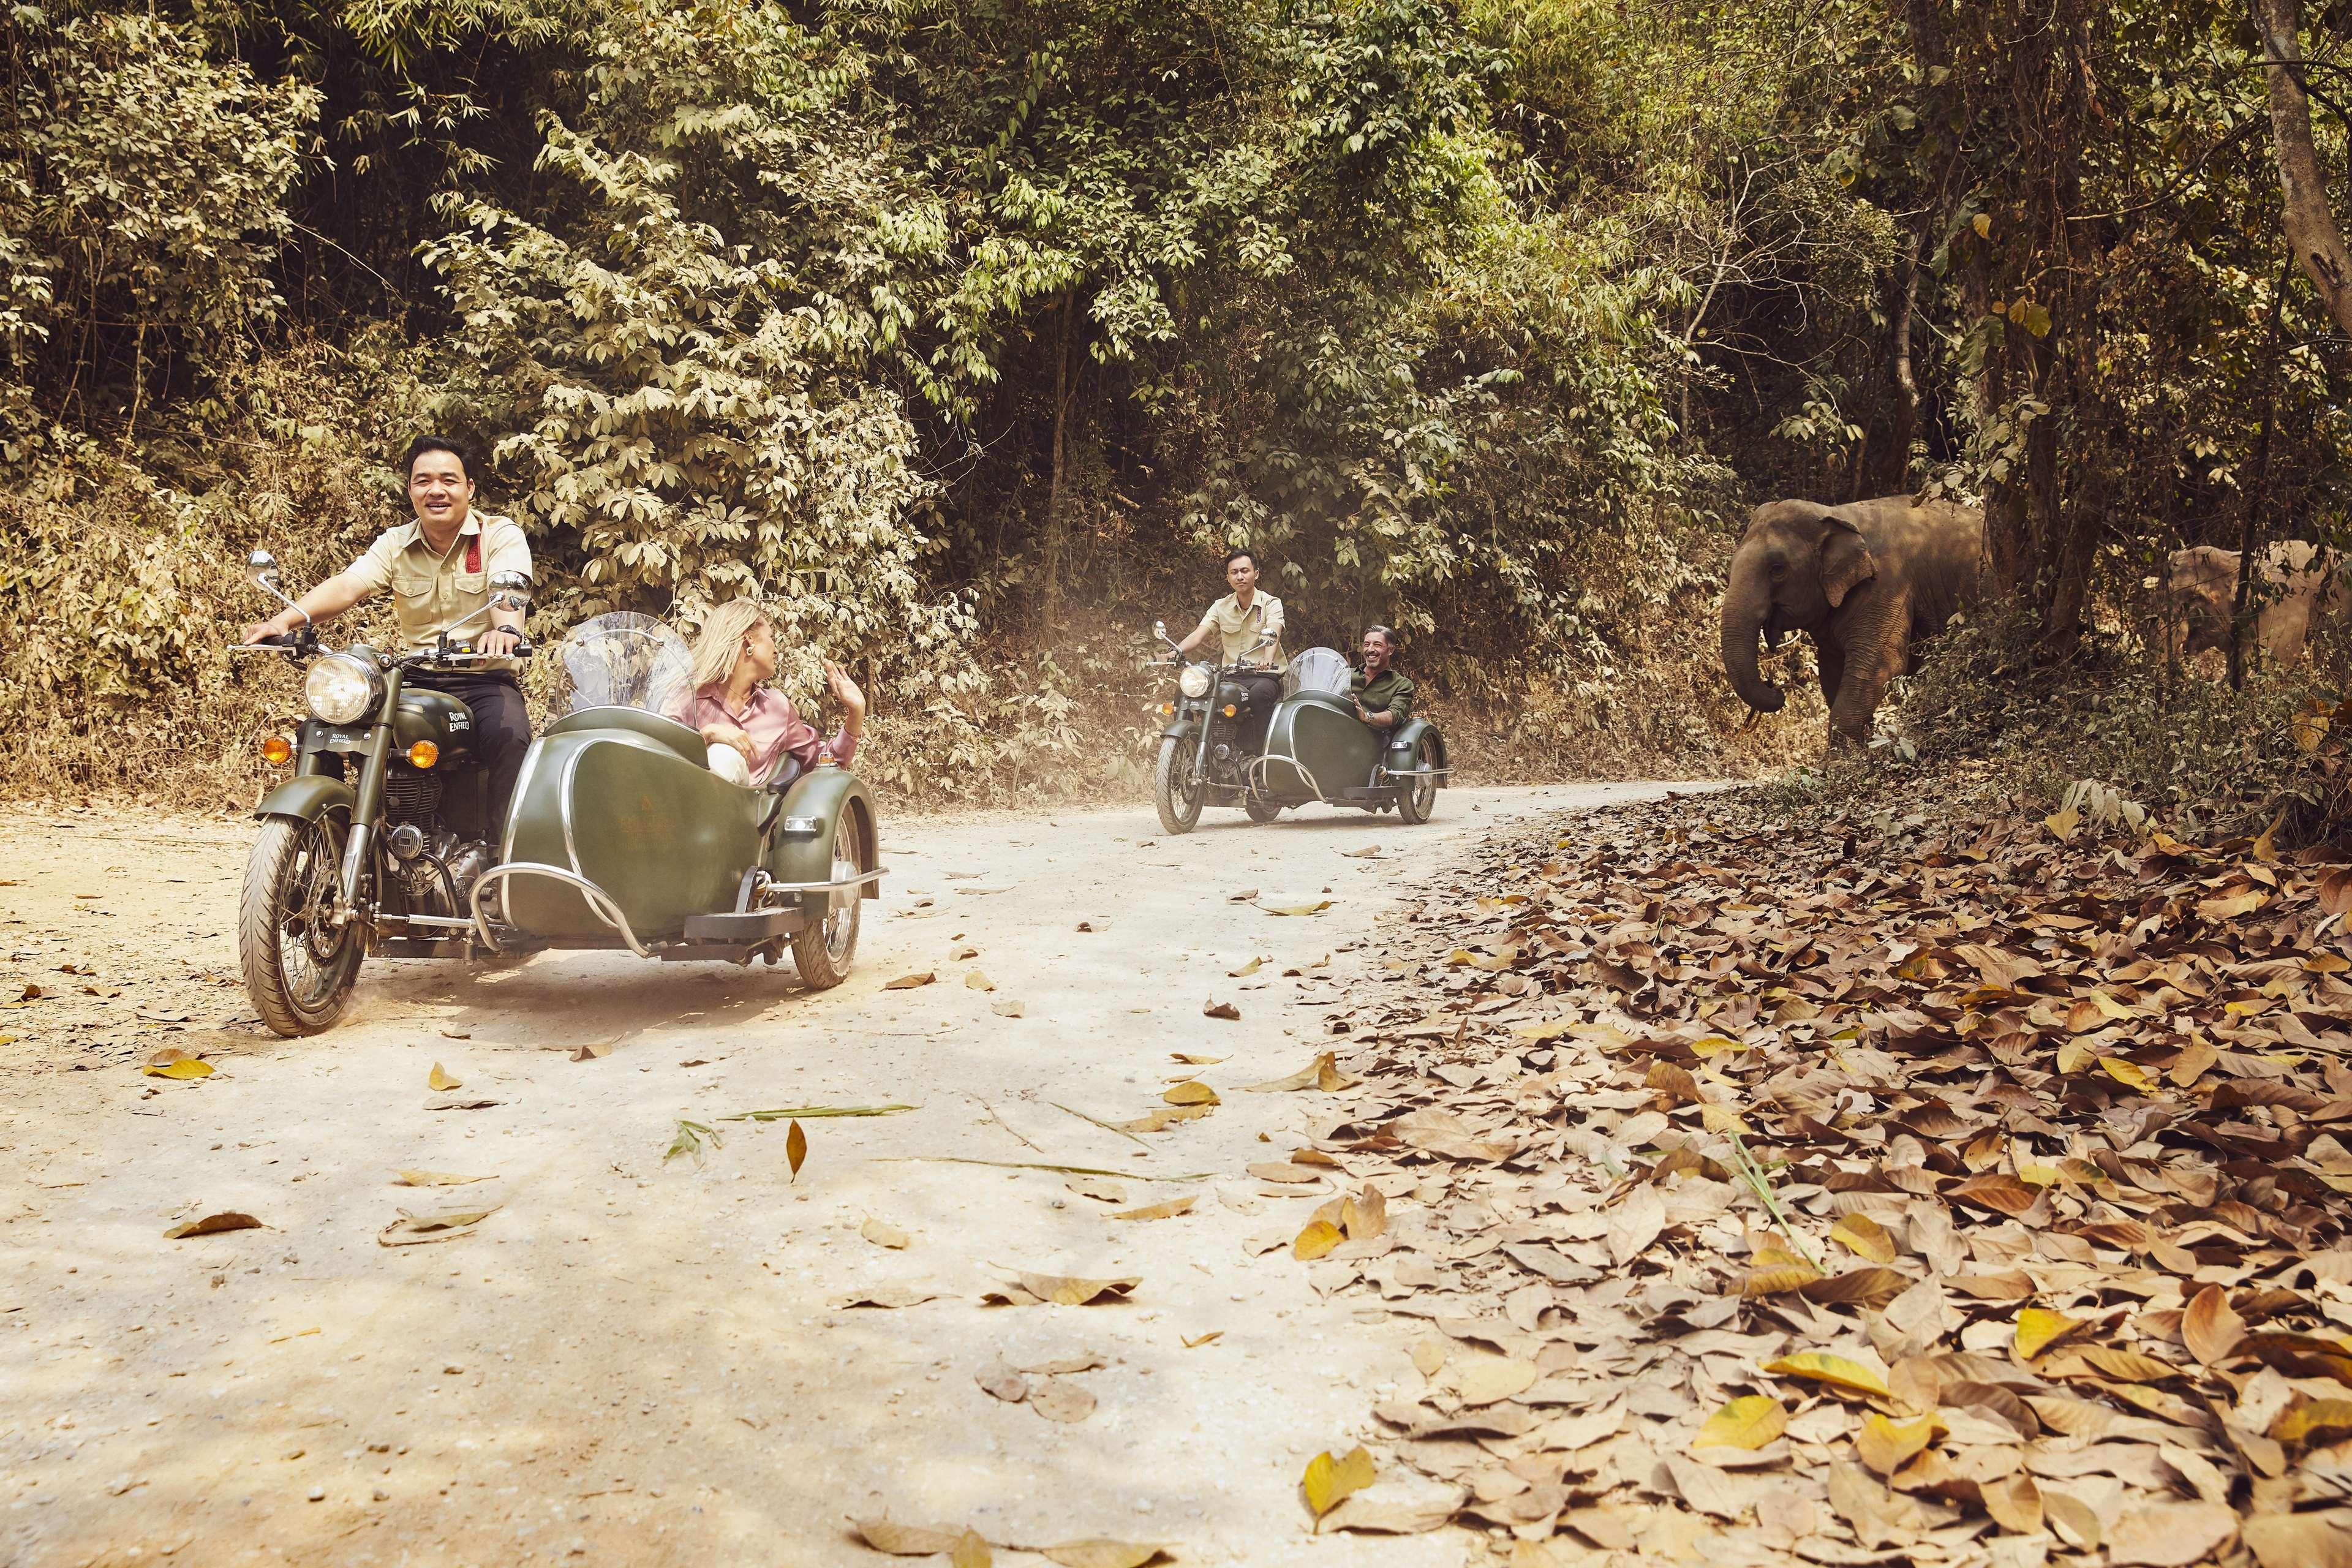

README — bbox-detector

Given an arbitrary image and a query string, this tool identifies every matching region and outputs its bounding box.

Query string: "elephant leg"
[1815,643,1846,709]
[1826,594,1911,745]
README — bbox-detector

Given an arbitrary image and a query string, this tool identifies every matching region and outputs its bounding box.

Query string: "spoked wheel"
[1243,791,1284,824]
[790,809,865,989]
[239,813,364,1036]
[1396,736,1441,826]
[1153,735,1204,835]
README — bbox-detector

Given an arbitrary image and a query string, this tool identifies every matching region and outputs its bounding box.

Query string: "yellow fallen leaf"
[1181,1332,1222,1349]
[2017,1164,2062,1186]
[950,1528,991,1568]
[1293,1219,1343,1260]
[2097,1057,2154,1094]
[1855,1413,1937,1476]
[1227,957,1262,977]
[428,1062,461,1091]
[1171,1052,1226,1065]
[164,1210,263,1239]
[1041,1542,1174,1568]
[1301,1446,1376,1517]
[1262,901,1332,916]
[141,1057,214,1080]
[965,969,994,992]
[1743,1263,1825,1295]
[1694,1395,1787,1452]
[2054,1039,2095,1074]
[1699,1103,1752,1134]
[2015,1308,2087,1360]
[1688,1035,1746,1058]
[1762,1352,1891,1400]
[1830,1213,1896,1263]
[851,1518,964,1555]
[1109,1197,1197,1221]
[391,1170,492,1186]
[861,1217,911,1250]
[1163,1080,1220,1106]
[2272,1398,2352,1446]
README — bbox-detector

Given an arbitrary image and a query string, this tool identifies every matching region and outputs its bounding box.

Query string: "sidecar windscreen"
[1284,647,1352,698]
[558,612,695,716]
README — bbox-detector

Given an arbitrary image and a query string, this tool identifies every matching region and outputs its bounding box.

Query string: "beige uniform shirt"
[344,512,532,670]
[1197,591,1285,668]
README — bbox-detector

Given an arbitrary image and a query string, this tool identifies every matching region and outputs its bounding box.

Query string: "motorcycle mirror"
[247,549,281,592]
[1153,620,1167,641]
[488,571,533,613]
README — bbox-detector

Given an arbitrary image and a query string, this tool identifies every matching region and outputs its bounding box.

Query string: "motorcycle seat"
[543,706,707,767]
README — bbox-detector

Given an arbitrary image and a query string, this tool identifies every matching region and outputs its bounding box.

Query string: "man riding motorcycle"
[240,435,534,833]
[1168,548,1284,753]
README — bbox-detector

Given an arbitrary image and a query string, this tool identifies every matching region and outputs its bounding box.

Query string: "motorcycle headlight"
[1178,664,1213,699]
[304,654,381,725]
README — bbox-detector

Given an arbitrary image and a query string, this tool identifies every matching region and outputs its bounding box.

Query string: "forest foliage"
[1,0,2348,801]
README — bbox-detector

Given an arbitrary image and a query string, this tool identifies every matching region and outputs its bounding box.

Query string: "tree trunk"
[1042,292,1072,636]
[1883,222,1924,496]
[2256,0,2352,340]
[2229,256,2294,689]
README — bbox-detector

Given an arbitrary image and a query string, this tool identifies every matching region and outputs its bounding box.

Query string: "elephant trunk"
[1720,548,1786,714]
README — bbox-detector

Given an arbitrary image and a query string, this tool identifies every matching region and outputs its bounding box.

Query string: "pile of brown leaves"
[1281,789,2352,1566]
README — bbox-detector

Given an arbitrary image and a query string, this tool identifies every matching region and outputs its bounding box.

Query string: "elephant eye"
[1767,559,1787,578]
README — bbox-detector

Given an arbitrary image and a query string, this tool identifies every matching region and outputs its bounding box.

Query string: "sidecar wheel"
[1153,736,1204,835]
[790,810,864,990]
[1396,737,1441,826]
[239,813,364,1037]
[1243,791,1284,824]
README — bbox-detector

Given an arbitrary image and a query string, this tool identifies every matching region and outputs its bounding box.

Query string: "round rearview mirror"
[247,549,281,590]
[1153,620,1167,641]
[488,571,533,612]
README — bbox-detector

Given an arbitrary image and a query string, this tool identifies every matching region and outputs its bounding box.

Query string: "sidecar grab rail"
[761,868,888,895]
[469,861,653,959]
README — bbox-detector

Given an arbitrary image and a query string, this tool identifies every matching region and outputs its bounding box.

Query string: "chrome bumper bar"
[466,862,888,957]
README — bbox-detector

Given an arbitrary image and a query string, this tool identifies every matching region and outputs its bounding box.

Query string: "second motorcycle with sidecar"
[1149,624,1449,834]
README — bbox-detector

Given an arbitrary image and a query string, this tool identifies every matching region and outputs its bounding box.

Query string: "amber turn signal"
[407,741,439,769]
[1221,704,1237,718]
[1158,703,1174,717]
[260,736,293,766]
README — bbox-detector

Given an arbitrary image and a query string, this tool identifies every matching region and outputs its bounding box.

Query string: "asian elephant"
[1721,495,1986,747]
[2161,540,2339,673]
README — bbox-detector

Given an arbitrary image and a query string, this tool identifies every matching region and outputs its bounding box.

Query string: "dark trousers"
[409,669,532,838]
[1234,671,1284,757]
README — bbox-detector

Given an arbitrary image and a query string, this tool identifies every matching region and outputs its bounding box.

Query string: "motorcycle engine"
[444,840,493,910]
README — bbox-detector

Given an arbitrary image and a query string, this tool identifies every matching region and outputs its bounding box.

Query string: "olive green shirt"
[1352,667,1415,723]
[343,511,532,669]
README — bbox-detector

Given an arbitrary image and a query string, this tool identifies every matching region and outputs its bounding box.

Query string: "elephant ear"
[1819,512,1879,608]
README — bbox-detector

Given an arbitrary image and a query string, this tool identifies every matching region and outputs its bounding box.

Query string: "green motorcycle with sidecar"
[1150,625,1449,834]
[233,561,881,1036]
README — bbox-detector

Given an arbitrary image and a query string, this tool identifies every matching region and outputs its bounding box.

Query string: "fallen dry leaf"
[850,1517,963,1556]
[984,1273,1140,1307]
[1202,1000,1240,1020]
[786,1118,808,1182]
[377,1207,498,1246]
[2183,1284,2247,1366]
[1693,1396,1787,1452]
[163,1211,262,1240]
[427,1062,461,1091]
[950,1528,990,1568]
[992,1000,1027,1018]
[1038,1542,1174,1568]
[1029,1379,1096,1423]
[140,1057,214,1080]
[1109,1197,1197,1221]
[2107,1500,2238,1566]
[861,1217,910,1250]
[391,1170,491,1186]
[1163,1080,1220,1106]
[1302,1445,1376,1517]
[884,972,937,990]
[965,969,994,991]
[1293,1219,1344,1260]
[1854,1413,1934,1475]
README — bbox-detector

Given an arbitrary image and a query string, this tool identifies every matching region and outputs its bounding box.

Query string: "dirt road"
[2,783,1690,1567]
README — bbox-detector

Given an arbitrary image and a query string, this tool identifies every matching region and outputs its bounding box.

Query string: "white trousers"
[706,744,752,787]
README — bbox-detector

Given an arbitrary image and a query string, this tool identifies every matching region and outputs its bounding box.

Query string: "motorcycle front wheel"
[1154,735,1204,834]
[239,813,364,1036]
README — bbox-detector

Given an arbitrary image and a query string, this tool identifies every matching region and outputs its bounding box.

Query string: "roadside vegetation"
[1,0,2348,821]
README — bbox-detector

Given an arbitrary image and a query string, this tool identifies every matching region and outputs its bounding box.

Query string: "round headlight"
[1178,664,1213,699]
[304,655,380,725]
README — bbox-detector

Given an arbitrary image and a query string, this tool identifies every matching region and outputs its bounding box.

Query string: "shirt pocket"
[390,566,439,630]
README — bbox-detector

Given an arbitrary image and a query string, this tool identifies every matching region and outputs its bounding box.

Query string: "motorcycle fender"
[1159,715,1201,743]
[764,769,882,900]
[1384,719,1449,783]
[254,774,356,823]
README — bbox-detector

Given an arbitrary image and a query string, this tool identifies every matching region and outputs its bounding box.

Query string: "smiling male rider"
[1351,624,1415,734]
[239,435,534,836]
[1169,548,1286,754]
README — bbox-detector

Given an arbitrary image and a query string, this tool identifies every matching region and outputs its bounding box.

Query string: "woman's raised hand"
[822,658,866,715]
